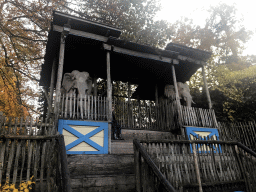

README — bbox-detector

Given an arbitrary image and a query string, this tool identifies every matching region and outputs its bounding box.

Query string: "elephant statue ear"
[62,73,76,93]
[183,83,190,92]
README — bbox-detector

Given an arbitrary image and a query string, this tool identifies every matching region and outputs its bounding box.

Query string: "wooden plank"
[40,141,47,191]
[106,51,112,123]
[0,140,6,184]
[192,143,203,192]
[33,140,40,185]
[59,135,72,192]
[19,140,26,183]
[6,139,15,183]
[12,139,21,185]
[54,31,67,116]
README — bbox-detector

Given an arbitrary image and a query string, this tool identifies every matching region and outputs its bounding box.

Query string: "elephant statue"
[164,82,194,107]
[62,70,92,96]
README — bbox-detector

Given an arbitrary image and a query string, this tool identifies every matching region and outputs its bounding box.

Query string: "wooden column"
[192,143,203,192]
[128,82,131,127]
[155,84,158,105]
[172,64,182,127]
[202,65,212,109]
[54,24,70,115]
[106,51,112,122]
[47,58,57,119]
[93,76,98,97]
[171,65,180,102]
[106,50,112,154]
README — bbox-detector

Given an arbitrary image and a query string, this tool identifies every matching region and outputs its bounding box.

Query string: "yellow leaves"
[0,176,35,191]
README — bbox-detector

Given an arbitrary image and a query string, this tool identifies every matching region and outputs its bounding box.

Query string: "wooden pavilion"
[40,11,217,154]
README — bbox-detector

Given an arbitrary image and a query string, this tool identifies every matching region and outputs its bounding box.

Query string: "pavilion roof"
[40,11,212,100]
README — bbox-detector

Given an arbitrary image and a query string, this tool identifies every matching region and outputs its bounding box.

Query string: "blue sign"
[185,127,221,153]
[58,120,108,154]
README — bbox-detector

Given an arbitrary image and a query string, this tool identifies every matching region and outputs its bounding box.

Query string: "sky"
[156,0,255,56]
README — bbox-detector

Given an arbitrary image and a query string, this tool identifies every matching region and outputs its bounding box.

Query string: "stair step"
[111,141,134,154]
[71,174,135,192]
[68,154,135,192]
[68,154,134,176]
[121,129,175,141]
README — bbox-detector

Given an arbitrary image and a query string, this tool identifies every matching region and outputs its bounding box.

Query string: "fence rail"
[57,93,218,130]
[218,121,256,151]
[180,105,218,128]
[58,93,108,121]
[114,98,218,131]
[136,139,256,192]
[0,117,71,192]
[133,139,177,192]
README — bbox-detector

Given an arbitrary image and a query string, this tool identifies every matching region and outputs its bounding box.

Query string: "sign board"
[58,120,108,154]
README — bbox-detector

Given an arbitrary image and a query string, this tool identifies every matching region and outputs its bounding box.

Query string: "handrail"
[58,134,72,192]
[133,139,176,192]
[140,139,256,158]
[138,139,256,192]
[237,142,256,157]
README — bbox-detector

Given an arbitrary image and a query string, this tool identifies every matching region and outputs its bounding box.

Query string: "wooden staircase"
[68,129,175,192]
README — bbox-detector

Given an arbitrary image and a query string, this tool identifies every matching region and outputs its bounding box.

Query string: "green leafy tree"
[79,0,174,48]
[169,3,254,121]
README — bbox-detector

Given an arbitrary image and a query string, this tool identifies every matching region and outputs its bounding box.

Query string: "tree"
[78,0,174,48]
[169,3,254,121]
[0,0,73,117]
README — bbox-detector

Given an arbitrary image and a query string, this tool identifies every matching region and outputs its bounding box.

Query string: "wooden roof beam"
[103,44,179,64]
[53,25,109,42]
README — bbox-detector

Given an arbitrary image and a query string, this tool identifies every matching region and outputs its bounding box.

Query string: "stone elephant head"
[62,70,92,96]
[164,82,194,107]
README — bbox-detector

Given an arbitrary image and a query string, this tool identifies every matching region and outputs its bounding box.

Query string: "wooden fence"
[114,98,218,131]
[57,93,218,130]
[218,121,256,151]
[180,105,218,128]
[58,93,108,121]
[133,139,177,192]
[135,139,256,192]
[0,117,71,191]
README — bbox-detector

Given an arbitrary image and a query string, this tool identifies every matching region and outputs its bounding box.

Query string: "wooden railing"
[0,117,71,192]
[114,98,218,131]
[133,139,177,192]
[137,139,256,192]
[57,93,218,130]
[180,105,218,128]
[58,93,108,121]
[218,121,256,151]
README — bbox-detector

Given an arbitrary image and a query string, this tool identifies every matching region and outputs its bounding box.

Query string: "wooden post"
[202,65,212,109]
[134,145,142,192]
[192,143,203,192]
[54,23,71,116]
[93,76,98,97]
[172,64,182,127]
[171,65,180,104]
[58,135,72,192]
[47,58,57,119]
[155,84,158,105]
[106,51,112,122]
[128,82,131,127]
[106,50,112,153]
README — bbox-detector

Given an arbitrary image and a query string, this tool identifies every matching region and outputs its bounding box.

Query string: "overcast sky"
[156,0,255,55]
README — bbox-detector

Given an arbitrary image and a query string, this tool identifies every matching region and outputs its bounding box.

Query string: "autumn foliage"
[0,0,70,117]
